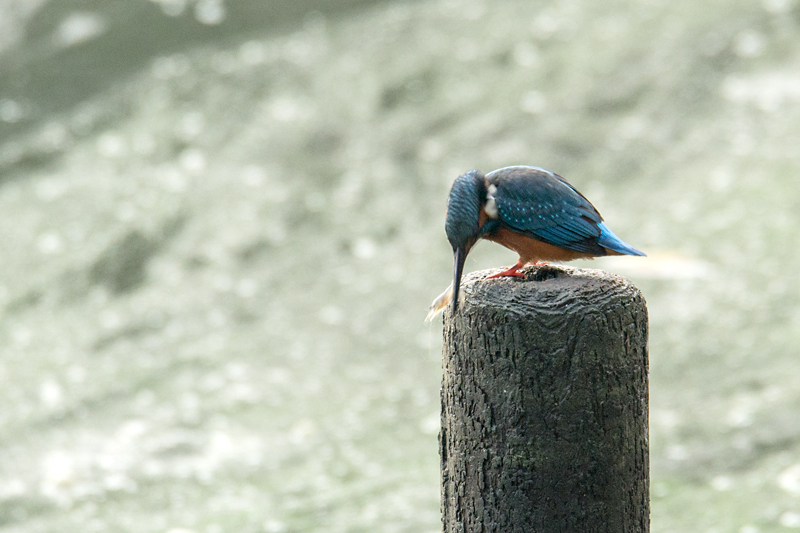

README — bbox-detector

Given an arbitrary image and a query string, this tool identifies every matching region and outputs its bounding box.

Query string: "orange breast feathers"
[484,227,599,263]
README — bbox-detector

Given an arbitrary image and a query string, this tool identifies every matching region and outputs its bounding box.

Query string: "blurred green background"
[1,0,799,531]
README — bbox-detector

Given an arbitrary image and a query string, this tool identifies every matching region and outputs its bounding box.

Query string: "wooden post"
[440,265,649,533]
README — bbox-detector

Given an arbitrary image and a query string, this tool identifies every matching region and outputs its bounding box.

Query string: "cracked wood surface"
[441,265,649,533]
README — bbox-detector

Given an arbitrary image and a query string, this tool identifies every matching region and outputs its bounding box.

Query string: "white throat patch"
[484,182,499,218]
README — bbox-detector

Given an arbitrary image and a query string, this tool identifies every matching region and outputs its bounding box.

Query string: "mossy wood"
[440,265,649,533]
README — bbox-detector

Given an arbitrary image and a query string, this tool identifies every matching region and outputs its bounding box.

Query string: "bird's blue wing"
[486,166,605,254]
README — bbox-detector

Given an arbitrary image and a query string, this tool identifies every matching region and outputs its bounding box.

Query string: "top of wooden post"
[449,264,645,320]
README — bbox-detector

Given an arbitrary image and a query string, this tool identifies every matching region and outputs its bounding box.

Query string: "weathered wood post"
[440,265,649,533]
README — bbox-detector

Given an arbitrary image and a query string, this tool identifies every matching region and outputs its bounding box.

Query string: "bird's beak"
[451,246,467,314]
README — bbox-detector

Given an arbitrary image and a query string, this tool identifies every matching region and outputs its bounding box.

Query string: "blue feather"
[597,222,646,256]
[485,166,645,257]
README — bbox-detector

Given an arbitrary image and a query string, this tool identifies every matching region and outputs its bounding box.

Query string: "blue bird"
[433,165,645,316]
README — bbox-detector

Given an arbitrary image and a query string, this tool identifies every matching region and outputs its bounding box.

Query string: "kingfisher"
[428,165,645,319]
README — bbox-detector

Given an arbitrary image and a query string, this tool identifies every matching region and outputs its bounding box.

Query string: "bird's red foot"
[487,269,525,279]
[487,261,526,279]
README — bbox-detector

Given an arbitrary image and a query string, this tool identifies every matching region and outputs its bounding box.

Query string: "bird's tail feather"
[597,222,646,257]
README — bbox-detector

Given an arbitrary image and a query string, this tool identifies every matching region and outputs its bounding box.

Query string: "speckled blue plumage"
[445,170,485,251]
[484,165,645,256]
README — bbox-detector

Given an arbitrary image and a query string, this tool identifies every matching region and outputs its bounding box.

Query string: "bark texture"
[441,265,649,533]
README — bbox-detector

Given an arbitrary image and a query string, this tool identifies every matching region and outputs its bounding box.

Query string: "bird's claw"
[487,260,526,279]
[487,270,526,279]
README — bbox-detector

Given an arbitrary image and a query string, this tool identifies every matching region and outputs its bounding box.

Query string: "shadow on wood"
[440,264,649,533]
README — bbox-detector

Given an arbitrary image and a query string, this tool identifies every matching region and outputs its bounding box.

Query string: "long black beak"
[451,247,467,314]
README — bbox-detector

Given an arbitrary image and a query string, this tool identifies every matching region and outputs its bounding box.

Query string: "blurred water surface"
[1,0,800,532]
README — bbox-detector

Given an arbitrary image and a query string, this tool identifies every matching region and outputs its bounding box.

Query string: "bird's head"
[445,170,487,314]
